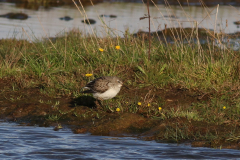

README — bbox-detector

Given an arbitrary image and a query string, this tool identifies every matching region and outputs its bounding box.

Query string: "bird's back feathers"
[82,77,110,93]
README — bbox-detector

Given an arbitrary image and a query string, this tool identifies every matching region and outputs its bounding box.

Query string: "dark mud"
[81,19,96,25]
[0,13,28,20]
[133,27,215,42]
[59,16,73,21]
[0,77,240,150]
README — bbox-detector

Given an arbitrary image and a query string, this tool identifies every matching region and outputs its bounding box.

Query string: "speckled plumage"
[82,76,123,100]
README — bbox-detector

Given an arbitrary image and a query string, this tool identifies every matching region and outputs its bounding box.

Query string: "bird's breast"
[93,87,120,100]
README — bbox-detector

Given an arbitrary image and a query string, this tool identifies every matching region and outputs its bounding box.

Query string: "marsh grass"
[1,29,239,121]
[1,0,240,143]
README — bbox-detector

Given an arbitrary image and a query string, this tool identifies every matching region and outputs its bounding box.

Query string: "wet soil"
[1,77,240,150]
[0,13,28,20]
[133,27,216,42]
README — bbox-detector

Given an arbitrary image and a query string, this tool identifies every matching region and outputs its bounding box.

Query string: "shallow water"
[0,121,240,159]
[0,2,240,40]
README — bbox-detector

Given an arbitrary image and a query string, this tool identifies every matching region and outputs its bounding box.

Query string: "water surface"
[0,2,240,40]
[0,121,240,159]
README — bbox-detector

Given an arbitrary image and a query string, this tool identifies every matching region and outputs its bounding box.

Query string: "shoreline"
[0,29,240,150]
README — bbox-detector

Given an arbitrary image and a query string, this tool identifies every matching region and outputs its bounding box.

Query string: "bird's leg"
[105,100,113,112]
[95,99,103,109]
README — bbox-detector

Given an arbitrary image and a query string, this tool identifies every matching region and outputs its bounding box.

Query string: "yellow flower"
[158,107,162,111]
[223,106,226,109]
[147,103,151,107]
[115,45,120,50]
[138,102,141,106]
[85,74,93,77]
[116,108,120,112]
[99,48,104,52]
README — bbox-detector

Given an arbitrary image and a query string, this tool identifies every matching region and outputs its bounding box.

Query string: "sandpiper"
[81,76,123,101]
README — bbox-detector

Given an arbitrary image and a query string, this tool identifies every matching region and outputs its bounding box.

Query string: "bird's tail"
[80,87,94,93]
[81,90,94,93]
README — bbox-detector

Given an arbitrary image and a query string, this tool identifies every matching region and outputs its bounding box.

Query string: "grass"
[1,0,240,147]
[1,29,240,121]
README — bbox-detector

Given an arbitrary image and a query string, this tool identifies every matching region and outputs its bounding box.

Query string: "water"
[1,2,240,40]
[0,121,240,159]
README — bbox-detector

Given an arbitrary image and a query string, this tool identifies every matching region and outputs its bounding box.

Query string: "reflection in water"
[0,121,240,159]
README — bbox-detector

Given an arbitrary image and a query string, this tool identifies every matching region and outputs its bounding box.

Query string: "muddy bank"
[0,0,103,10]
[0,77,239,150]
[2,0,240,7]
[133,27,240,51]
[133,27,217,42]
[157,0,240,6]
[1,0,240,10]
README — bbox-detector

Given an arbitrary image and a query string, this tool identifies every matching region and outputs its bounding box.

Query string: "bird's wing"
[85,77,110,93]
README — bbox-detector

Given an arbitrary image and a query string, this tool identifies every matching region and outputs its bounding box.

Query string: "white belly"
[93,88,120,100]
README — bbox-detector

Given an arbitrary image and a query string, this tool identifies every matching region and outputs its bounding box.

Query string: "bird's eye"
[117,80,121,83]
